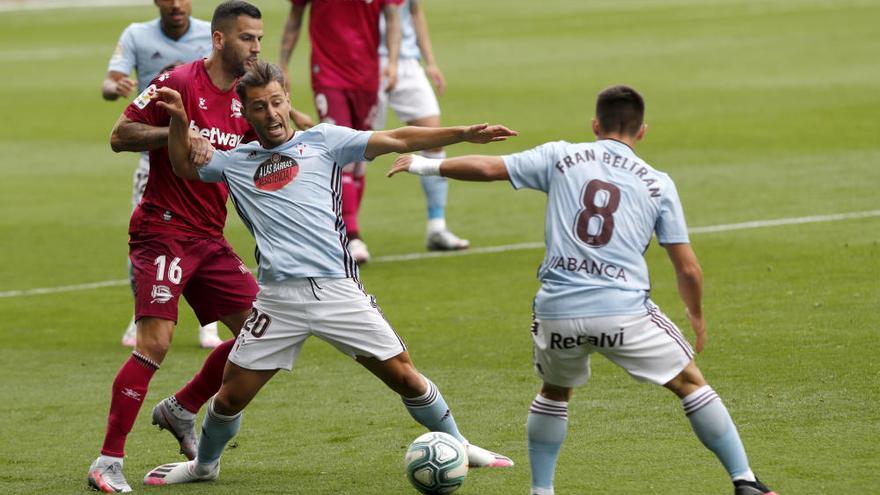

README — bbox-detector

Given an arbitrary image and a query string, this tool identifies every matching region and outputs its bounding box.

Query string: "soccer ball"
[404,432,468,494]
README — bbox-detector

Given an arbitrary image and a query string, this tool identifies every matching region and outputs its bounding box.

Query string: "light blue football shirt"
[504,139,690,319]
[198,124,372,283]
[108,17,212,93]
[379,0,421,60]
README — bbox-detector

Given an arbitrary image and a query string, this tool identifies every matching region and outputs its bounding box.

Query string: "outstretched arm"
[387,154,509,181]
[663,242,705,353]
[153,87,213,180]
[365,123,516,160]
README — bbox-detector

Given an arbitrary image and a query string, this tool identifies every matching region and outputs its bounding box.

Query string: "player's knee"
[214,388,247,416]
[540,383,572,402]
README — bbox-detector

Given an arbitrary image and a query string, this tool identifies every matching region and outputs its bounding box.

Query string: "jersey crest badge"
[231,98,243,118]
[294,143,307,156]
[253,153,299,192]
[199,98,208,110]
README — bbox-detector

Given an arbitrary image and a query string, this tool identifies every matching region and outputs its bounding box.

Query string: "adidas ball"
[404,432,468,494]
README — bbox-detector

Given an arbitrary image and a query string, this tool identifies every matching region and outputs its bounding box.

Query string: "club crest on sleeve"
[254,153,298,191]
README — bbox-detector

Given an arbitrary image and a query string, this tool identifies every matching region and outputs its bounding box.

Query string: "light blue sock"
[402,376,463,442]
[420,150,448,222]
[527,395,569,494]
[196,399,242,466]
[683,385,753,481]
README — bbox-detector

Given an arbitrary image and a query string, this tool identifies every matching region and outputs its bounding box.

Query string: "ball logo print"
[404,432,468,494]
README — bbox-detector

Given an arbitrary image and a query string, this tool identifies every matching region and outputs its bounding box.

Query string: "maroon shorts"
[313,87,378,131]
[129,232,258,325]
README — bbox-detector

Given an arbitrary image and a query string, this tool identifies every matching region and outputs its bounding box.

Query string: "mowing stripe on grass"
[1,209,877,299]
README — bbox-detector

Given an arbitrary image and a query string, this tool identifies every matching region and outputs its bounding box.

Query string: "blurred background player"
[102,0,222,349]
[389,85,777,495]
[279,0,403,263]
[87,3,267,492]
[374,0,468,251]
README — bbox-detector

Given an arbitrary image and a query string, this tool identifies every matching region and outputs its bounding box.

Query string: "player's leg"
[146,282,305,486]
[392,60,468,251]
[90,233,196,493]
[311,278,512,467]
[144,363,278,486]
[664,362,777,494]
[151,238,259,458]
[527,317,589,495]
[89,317,175,493]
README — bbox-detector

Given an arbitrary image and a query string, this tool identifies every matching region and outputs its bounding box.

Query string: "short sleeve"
[198,149,233,183]
[123,68,179,126]
[502,142,565,193]
[321,124,372,166]
[107,26,136,75]
[655,179,690,244]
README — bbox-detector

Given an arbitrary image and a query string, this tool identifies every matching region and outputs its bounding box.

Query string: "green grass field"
[1,0,878,493]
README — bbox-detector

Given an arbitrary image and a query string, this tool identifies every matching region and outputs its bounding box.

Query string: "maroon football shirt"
[125,59,256,237]
[293,0,404,92]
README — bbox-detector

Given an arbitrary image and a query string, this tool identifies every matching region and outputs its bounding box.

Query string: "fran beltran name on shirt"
[553,148,661,198]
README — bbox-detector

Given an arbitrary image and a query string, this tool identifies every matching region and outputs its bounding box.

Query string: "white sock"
[427,218,447,234]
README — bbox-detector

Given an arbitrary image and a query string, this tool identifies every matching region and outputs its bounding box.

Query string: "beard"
[221,46,247,78]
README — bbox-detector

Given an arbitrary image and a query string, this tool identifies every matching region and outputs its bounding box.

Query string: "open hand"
[425,64,446,97]
[383,64,398,93]
[386,154,415,177]
[463,123,518,144]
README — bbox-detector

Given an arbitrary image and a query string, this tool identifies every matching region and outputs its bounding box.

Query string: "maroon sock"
[342,171,360,236]
[173,339,235,414]
[101,352,159,457]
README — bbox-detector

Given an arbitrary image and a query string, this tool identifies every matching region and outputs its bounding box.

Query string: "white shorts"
[531,302,694,387]
[132,152,150,211]
[228,278,407,371]
[373,57,441,130]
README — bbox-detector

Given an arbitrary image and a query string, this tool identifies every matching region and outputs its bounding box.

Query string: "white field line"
[1,209,878,299]
[0,0,148,12]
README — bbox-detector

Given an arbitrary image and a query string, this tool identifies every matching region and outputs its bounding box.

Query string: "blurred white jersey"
[503,139,690,318]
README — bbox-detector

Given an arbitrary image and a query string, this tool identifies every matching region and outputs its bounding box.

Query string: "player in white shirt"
[389,86,777,495]
[141,61,516,487]
[102,0,222,349]
[374,0,469,253]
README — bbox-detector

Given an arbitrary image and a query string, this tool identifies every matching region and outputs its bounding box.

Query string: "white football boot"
[464,442,514,468]
[348,238,371,264]
[143,460,219,486]
[88,457,132,493]
[151,397,198,460]
[426,229,470,251]
[120,317,137,347]
[198,322,223,349]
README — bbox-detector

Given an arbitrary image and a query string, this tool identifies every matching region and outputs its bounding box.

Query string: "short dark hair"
[595,85,645,137]
[211,1,261,33]
[236,60,285,103]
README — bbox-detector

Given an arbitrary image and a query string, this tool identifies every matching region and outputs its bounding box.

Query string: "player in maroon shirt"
[279,0,403,263]
[88,2,265,492]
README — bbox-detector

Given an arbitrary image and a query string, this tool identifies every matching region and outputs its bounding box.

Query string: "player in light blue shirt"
[390,86,777,495]
[140,61,518,486]
[376,0,470,253]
